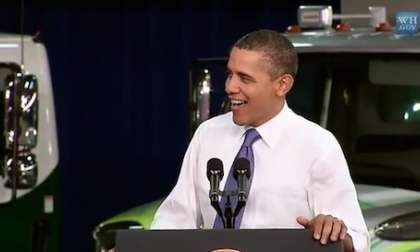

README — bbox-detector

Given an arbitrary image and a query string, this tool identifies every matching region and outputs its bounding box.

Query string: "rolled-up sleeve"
[307,133,370,252]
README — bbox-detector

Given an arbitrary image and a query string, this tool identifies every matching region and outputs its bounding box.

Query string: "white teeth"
[230,99,247,109]
[231,99,246,106]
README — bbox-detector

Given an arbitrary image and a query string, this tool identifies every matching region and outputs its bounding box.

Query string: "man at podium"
[151,30,369,252]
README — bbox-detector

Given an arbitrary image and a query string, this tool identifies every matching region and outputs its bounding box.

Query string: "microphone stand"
[210,198,225,228]
[210,189,238,229]
[222,191,234,229]
[232,200,245,229]
[209,157,251,229]
[210,182,248,229]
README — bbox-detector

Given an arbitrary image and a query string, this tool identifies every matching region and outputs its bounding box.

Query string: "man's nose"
[225,77,239,94]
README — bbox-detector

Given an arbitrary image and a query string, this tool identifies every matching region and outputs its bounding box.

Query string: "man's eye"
[240,76,252,83]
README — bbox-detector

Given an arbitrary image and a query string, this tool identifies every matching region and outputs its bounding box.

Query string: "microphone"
[233,158,251,202]
[207,158,224,202]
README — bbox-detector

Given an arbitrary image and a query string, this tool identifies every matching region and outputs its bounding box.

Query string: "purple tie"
[213,128,261,229]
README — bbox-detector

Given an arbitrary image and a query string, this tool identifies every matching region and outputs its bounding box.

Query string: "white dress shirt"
[151,103,369,252]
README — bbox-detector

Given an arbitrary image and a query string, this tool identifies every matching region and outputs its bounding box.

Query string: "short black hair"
[233,29,298,78]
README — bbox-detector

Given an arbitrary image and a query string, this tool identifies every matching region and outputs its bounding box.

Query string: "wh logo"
[396,12,419,34]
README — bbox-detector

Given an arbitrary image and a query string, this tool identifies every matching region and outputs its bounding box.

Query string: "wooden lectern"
[116,229,343,252]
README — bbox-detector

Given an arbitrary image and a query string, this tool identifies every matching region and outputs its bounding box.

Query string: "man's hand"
[296,215,354,252]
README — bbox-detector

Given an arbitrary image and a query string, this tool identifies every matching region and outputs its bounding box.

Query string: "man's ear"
[275,74,294,97]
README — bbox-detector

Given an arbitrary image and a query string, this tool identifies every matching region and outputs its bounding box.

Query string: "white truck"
[0,34,60,252]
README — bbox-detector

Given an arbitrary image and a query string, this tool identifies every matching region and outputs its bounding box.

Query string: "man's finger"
[339,220,348,240]
[312,215,325,240]
[296,216,310,228]
[330,218,342,241]
[320,215,333,244]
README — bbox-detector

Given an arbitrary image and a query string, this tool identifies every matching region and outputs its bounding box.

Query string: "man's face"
[225,47,285,127]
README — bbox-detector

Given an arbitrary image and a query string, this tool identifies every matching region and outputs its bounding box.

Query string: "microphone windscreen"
[233,158,251,179]
[207,158,224,180]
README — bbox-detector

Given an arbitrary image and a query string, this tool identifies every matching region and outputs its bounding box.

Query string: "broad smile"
[230,99,248,110]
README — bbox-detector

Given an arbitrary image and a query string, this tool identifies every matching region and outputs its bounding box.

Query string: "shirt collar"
[240,101,292,148]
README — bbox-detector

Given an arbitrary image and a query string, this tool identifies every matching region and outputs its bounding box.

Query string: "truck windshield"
[190,54,420,190]
[298,54,420,190]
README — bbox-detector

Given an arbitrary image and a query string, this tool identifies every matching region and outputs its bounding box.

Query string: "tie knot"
[243,128,261,147]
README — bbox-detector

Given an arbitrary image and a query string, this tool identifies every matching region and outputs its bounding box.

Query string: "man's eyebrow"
[225,67,256,81]
[237,71,256,81]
